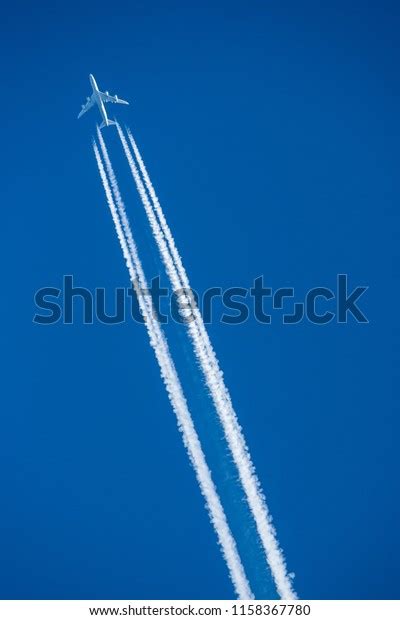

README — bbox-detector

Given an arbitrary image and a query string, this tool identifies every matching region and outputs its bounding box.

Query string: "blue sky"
[1,0,399,600]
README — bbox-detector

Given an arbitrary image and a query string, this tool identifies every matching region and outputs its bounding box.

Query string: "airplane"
[78,74,129,129]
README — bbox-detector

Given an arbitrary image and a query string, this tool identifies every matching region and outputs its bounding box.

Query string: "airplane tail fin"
[99,119,117,129]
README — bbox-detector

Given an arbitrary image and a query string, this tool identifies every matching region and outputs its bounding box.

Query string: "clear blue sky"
[1,0,399,600]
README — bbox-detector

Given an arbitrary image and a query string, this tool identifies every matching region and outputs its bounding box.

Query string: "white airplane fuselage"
[89,74,111,128]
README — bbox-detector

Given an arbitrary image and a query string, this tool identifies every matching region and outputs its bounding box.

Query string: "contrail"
[93,138,253,600]
[118,125,296,599]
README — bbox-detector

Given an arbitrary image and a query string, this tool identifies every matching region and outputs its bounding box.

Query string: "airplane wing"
[99,91,129,105]
[78,94,95,119]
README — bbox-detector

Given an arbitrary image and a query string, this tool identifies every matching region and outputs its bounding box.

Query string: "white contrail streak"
[118,125,296,599]
[93,137,253,600]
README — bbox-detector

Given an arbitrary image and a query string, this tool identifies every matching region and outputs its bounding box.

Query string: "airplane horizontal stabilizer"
[99,120,117,130]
